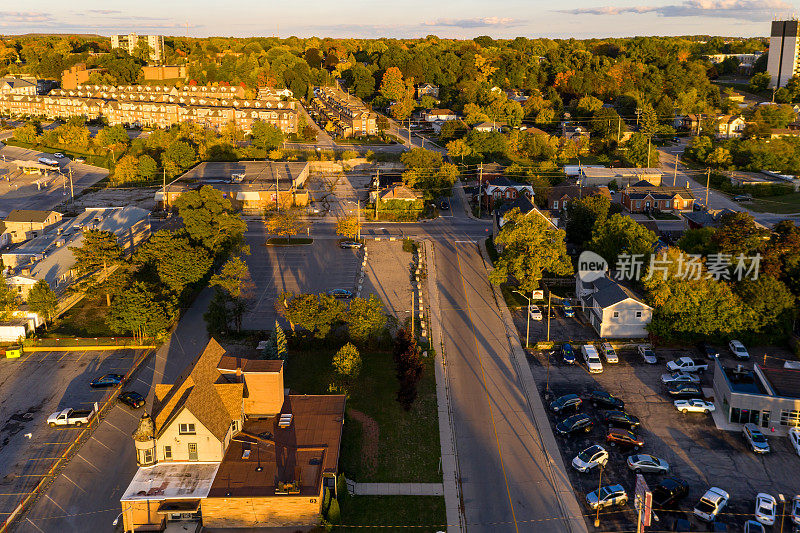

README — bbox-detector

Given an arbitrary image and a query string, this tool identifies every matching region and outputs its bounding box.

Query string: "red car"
[606,428,644,450]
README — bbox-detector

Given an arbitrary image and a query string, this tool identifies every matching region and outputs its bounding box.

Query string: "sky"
[1,0,799,39]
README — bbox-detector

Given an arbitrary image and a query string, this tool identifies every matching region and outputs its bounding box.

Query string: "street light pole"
[513,290,531,348]
[779,493,786,533]
[546,289,552,342]
[594,463,605,527]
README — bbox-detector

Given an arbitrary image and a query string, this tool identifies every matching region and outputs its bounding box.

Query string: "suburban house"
[579,167,663,187]
[2,206,151,299]
[156,162,311,213]
[473,121,502,133]
[768,128,800,139]
[378,184,422,203]
[477,162,505,184]
[561,124,590,142]
[0,77,37,96]
[423,109,457,122]
[120,339,346,531]
[716,115,746,138]
[2,210,63,244]
[493,196,557,250]
[547,185,612,211]
[620,181,695,213]
[684,208,768,230]
[575,274,653,338]
[416,83,440,99]
[482,176,534,210]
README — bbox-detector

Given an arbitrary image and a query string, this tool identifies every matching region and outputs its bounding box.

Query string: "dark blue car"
[562,343,576,364]
[90,373,124,388]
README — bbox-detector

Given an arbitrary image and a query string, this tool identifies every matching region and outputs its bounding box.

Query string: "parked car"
[74,157,85,163]
[602,410,641,430]
[754,493,777,526]
[665,382,703,398]
[582,345,604,373]
[529,305,543,321]
[790,427,800,457]
[556,414,594,436]
[674,399,716,414]
[733,194,753,202]
[666,357,709,373]
[550,394,582,414]
[586,484,628,510]
[118,391,145,409]
[606,428,644,450]
[327,289,354,299]
[53,152,65,158]
[47,407,96,427]
[561,343,576,365]
[661,372,701,385]
[339,241,363,249]
[638,344,658,364]
[699,341,720,359]
[791,495,800,526]
[586,390,624,410]
[743,423,770,454]
[744,520,765,533]
[694,487,730,522]
[90,373,124,388]
[652,477,689,509]
[572,444,609,473]
[729,340,750,360]
[601,342,618,363]
[562,299,575,318]
[627,454,670,474]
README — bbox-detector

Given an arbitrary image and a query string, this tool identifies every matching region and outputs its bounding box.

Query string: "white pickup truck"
[47,405,97,427]
[666,357,709,373]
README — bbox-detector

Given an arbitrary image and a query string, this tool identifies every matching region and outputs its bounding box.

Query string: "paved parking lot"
[0,144,107,216]
[510,303,597,343]
[0,348,144,519]
[528,345,800,532]
[242,223,363,330]
[362,240,415,326]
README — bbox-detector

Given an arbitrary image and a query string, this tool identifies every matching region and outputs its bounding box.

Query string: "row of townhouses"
[309,86,377,138]
[0,84,298,134]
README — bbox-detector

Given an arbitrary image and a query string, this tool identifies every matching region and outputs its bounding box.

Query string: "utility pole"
[617,116,621,143]
[546,289,552,342]
[478,163,483,218]
[646,135,652,168]
[68,166,74,202]
[375,169,380,220]
[705,167,711,208]
[275,170,280,211]
[357,198,360,241]
[673,155,679,186]
[635,107,641,128]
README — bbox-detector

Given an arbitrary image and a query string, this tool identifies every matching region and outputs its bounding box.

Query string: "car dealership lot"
[528,345,800,531]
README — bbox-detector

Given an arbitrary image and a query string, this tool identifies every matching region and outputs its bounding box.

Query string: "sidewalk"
[347,480,444,496]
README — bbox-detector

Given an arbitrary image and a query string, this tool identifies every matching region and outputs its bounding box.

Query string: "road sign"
[532,290,544,300]
[634,473,653,529]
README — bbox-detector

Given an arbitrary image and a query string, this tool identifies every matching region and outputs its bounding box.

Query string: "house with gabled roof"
[575,274,653,338]
[482,176,534,210]
[121,338,346,531]
[621,181,695,213]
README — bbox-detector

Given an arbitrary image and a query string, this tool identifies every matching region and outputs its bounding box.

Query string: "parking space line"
[116,406,140,421]
[61,473,87,494]
[104,420,128,436]
[26,518,45,533]
[136,377,151,388]
[90,435,113,452]
[75,453,100,472]
[43,494,66,514]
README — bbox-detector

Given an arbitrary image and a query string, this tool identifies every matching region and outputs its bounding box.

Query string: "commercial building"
[0,84,297,134]
[767,20,800,88]
[120,339,345,531]
[575,274,653,338]
[157,161,311,213]
[620,181,695,213]
[60,63,108,90]
[712,359,800,435]
[309,87,377,138]
[141,65,187,81]
[2,210,63,244]
[111,33,164,63]
[0,77,37,96]
[579,167,663,187]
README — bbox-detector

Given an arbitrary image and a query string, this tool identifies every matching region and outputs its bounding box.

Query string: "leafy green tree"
[565,194,612,245]
[0,277,20,321]
[135,230,213,294]
[95,125,130,151]
[106,281,174,342]
[705,147,732,169]
[346,294,387,343]
[70,229,123,306]
[749,72,771,93]
[163,141,196,173]
[735,275,795,333]
[761,220,800,294]
[285,293,345,338]
[446,139,472,163]
[26,280,58,327]
[333,342,362,379]
[266,208,306,237]
[210,257,250,300]
[175,185,247,255]
[112,155,139,185]
[250,121,284,151]
[677,227,717,255]
[621,132,659,167]
[393,327,423,411]
[208,257,252,332]
[14,122,39,144]
[137,154,157,181]
[589,213,658,266]
[712,211,769,256]
[336,215,360,240]
[489,208,573,292]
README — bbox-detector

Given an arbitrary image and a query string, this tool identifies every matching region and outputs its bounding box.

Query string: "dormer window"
[178,423,196,435]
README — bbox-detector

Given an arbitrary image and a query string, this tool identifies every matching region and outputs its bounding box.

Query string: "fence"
[22,336,157,351]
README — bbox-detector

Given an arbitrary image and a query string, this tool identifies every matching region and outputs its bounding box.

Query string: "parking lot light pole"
[513,290,531,348]
[779,493,786,533]
[594,463,604,527]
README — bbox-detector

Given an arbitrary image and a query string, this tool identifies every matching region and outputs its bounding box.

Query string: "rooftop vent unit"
[278,414,292,428]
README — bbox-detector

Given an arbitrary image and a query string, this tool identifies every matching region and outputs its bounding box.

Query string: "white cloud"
[423,17,524,28]
[560,0,792,19]
[0,11,54,23]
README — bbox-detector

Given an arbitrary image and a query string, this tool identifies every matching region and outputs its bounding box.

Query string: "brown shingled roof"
[217,356,283,373]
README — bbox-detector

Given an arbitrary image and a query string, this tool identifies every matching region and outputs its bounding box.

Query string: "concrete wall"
[597,299,652,338]
[202,491,322,528]
[156,411,225,463]
[122,499,164,531]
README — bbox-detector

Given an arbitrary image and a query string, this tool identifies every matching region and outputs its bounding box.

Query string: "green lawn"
[334,496,446,532]
[284,347,441,483]
[750,192,800,214]
[47,292,115,337]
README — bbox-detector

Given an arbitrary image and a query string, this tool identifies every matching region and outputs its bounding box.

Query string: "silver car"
[744,423,770,454]
[586,484,628,510]
[661,372,701,385]
[626,454,670,474]
[638,344,657,364]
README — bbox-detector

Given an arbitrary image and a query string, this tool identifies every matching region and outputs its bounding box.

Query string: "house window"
[612,311,619,318]
[780,410,800,427]
[635,311,642,318]
[164,446,172,460]
[553,201,559,209]
[636,201,641,208]
[178,423,196,435]
[142,448,153,464]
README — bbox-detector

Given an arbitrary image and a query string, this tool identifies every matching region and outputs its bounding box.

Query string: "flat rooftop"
[177,162,309,190]
[121,462,220,502]
[723,366,768,395]
[207,394,345,499]
[760,365,800,399]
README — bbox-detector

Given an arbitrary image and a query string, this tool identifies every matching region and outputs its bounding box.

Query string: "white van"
[582,345,604,373]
